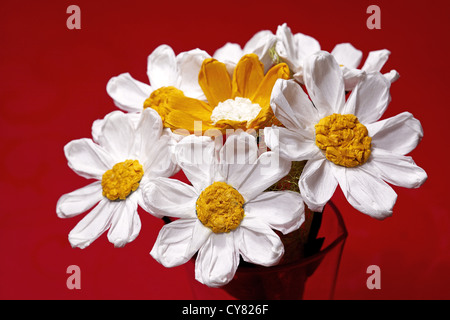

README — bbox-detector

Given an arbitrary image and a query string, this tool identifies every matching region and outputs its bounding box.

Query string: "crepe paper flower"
[143,132,305,287]
[106,44,210,113]
[264,51,427,219]
[145,53,290,134]
[56,108,179,248]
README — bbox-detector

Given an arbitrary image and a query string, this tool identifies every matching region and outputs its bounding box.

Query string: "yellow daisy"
[143,53,290,133]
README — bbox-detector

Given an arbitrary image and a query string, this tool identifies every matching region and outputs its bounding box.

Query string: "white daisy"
[56,108,178,248]
[143,132,305,287]
[106,44,211,113]
[265,51,427,219]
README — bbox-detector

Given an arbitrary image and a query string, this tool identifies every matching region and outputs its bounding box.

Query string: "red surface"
[0,0,448,299]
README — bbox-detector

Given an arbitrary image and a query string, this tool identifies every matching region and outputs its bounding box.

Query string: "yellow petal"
[252,62,290,109]
[231,53,265,100]
[198,58,232,108]
[144,86,214,133]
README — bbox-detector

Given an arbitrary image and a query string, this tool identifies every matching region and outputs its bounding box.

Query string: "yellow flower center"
[101,160,144,200]
[196,182,245,233]
[315,114,371,167]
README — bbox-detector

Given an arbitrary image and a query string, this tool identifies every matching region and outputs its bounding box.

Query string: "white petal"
[64,138,114,180]
[270,79,319,131]
[176,49,210,100]
[56,181,103,218]
[264,126,317,161]
[96,111,136,160]
[218,131,258,171]
[244,191,305,234]
[133,108,163,163]
[293,31,321,61]
[362,49,391,72]
[174,135,216,193]
[195,233,239,287]
[106,73,151,113]
[151,218,211,268]
[368,149,427,188]
[238,218,284,266]
[331,43,363,69]
[367,112,423,155]
[334,165,397,219]
[213,42,243,65]
[227,150,291,202]
[345,71,391,123]
[147,44,178,89]
[275,23,299,70]
[107,195,141,247]
[303,51,346,117]
[299,156,338,212]
[142,177,197,219]
[243,29,277,72]
[68,199,114,249]
[341,66,366,91]
[384,69,400,83]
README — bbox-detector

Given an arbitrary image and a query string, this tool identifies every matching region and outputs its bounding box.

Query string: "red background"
[1,0,448,299]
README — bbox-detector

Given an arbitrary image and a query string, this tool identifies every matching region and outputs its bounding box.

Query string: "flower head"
[145,54,290,134]
[56,109,178,248]
[265,51,427,219]
[143,132,305,287]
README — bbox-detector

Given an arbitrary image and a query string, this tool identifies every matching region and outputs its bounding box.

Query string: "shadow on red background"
[0,0,449,299]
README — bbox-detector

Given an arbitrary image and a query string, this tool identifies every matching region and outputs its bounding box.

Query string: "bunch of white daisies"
[57,23,427,287]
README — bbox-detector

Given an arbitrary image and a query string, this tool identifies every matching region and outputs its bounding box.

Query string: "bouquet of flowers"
[56,23,427,296]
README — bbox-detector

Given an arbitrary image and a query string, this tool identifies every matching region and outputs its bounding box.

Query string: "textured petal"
[56,181,103,218]
[303,51,346,117]
[151,218,211,267]
[213,42,243,65]
[96,111,136,161]
[133,108,167,170]
[270,79,319,131]
[174,135,216,192]
[106,73,151,112]
[244,191,305,234]
[367,112,423,155]
[218,131,258,171]
[195,233,240,287]
[64,138,114,180]
[341,65,366,91]
[141,177,197,219]
[368,149,427,188]
[362,49,391,73]
[331,43,363,69]
[147,44,178,89]
[177,48,211,100]
[334,165,397,219]
[225,149,291,202]
[345,72,391,123]
[231,54,265,100]
[264,126,317,161]
[199,58,232,107]
[299,156,338,212]
[238,218,284,266]
[107,195,141,247]
[68,199,114,249]
[243,29,277,73]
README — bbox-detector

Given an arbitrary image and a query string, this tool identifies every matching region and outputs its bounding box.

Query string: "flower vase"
[185,200,347,300]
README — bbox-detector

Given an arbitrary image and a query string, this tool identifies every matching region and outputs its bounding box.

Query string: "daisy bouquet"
[57,24,427,297]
